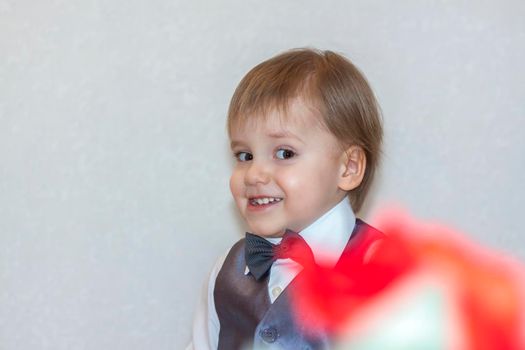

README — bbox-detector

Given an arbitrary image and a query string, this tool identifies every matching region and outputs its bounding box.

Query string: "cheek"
[277,169,310,198]
[287,163,324,186]
[278,160,340,201]
[229,170,243,198]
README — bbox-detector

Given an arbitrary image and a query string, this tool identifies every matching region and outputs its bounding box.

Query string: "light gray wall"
[1,1,524,349]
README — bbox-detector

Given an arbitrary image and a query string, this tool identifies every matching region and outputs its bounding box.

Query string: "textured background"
[1,0,524,349]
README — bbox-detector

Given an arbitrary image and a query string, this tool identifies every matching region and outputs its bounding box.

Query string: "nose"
[244,160,271,186]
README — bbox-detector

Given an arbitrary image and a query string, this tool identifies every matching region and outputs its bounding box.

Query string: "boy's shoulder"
[354,218,385,242]
[321,218,385,269]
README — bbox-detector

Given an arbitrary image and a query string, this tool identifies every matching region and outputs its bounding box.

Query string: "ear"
[338,145,366,191]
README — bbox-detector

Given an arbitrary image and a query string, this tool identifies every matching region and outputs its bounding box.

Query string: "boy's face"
[229,99,349,238]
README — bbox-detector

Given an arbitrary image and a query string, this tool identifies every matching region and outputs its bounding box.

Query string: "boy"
[190,48,384,349]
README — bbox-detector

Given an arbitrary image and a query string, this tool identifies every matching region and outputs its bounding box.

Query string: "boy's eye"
[276,149,295,160]
[235,152,253,162]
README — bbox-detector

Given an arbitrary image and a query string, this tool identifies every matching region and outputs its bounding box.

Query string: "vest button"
[260,327,278,343]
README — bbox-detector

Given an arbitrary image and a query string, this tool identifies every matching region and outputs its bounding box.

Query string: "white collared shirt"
[188,199,356,350]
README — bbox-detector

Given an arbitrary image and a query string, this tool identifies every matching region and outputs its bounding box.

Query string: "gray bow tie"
[244,229,315,280]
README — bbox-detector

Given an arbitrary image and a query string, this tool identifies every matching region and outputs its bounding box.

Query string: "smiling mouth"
[249,197,283,206]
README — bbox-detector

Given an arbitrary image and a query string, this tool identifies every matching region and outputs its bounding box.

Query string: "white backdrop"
[1,1,524,349]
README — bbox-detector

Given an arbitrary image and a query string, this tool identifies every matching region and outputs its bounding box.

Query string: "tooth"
[250,197,283,205]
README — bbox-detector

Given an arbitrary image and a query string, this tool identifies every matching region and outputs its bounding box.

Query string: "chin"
[249,225,285,238]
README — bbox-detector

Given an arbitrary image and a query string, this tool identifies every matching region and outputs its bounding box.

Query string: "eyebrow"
[267,130,303,141]
[230,130,304,149]
[230,140,244,149]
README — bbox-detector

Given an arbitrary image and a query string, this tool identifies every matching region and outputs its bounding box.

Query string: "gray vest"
[214,219,383,349]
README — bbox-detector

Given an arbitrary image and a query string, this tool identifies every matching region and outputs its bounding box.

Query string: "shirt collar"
[299,198,356,267]
[262,198,356,268]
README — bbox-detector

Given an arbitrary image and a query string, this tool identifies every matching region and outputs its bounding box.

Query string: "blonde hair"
[227,48,383,212]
